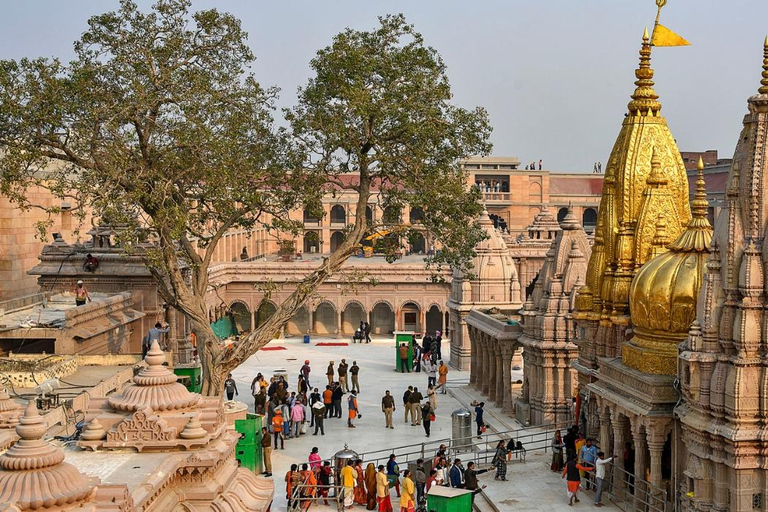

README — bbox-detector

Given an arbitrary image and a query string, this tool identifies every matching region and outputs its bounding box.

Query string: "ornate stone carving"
[0,402,97,509]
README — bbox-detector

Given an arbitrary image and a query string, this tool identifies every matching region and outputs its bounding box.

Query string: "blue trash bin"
[303,335,310,344]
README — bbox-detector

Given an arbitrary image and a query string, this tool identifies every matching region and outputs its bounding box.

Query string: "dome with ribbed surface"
[625,157,712,374]
[108,340,200,412]
[0,401,96,510]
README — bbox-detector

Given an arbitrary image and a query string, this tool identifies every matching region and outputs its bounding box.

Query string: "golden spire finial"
[760,35,768,94]
[690,156,708,219]
[628,28,661,116]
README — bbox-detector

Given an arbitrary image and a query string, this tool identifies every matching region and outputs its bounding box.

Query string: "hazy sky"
[1,1,766,171]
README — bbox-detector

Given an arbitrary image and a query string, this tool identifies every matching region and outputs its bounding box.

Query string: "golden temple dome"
[624,157,712,374]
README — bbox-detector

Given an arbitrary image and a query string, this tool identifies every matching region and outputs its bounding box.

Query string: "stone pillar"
[488,340,498,402]
[599,410,612,459]
[633,430,647,509]
[501,345,514,414]
[420,309,426,334]
[494,342,504,407]
[647,437,664,490]
[336,309,342,338]
[250,308,256,332]
[308,308,315,334]
[481,336,492,396]
[611,415,628,494]
[469,330,477,386]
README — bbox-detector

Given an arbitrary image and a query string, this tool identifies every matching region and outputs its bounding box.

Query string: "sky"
[1,0,766,172]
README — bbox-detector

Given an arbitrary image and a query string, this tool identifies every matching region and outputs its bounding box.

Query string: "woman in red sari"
[354,459,367,505]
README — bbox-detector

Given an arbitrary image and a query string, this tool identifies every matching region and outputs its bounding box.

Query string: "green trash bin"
[235,415,263,473]
[173,365,202,393]
[426,486,474,512]
[394,332,415,372]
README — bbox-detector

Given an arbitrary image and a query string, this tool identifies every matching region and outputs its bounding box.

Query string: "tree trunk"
[196,321,224,396]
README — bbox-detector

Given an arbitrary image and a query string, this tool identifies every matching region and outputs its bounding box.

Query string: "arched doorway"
[371,302,395,335]
[342,301,366,334]
[426,305,442,335]
[254,301,277,329]
[409,232,426,254]
[366,205,374,225]
[557,207,568,223]
[330,231,345,252]
[304,230,321,254]
[400,302,421,332]
[230,302,251,332]
[582,208,597,231]
[314,302,336,334]
[330,205,346,224]
[286,306,309,335]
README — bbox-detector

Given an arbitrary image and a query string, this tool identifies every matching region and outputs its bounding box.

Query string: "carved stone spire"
[0,402,96,509]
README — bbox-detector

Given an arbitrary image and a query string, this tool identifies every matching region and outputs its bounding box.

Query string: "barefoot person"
[562,455,592,506]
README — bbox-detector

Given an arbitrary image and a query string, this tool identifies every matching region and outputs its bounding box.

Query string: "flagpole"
[651,0,667,43]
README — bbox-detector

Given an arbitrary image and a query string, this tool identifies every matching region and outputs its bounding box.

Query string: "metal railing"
[288,421,574,511]
[576,459,669,512]
[287,482,342,512]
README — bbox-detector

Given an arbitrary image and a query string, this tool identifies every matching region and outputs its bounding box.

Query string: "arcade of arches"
[223,298,448,338]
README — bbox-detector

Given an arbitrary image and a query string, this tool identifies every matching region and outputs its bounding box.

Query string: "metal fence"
[288,420,671,512]
[578,457,669,512]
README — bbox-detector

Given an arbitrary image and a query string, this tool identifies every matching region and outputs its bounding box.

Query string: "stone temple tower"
[676,39,768,512]
[447,209,523,370]
[518,206,591,425]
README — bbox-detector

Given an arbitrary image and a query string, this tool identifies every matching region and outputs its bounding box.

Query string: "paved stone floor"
[232,335,621,511]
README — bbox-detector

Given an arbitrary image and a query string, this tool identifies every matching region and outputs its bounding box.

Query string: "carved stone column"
[488,339,498,402]
[494,342,504,408]
[598,410,612,459]
[308,308,315,334]
[647,439,664,490]
[611,415,628,494]
[501,345,514,414]
[633,429,647,509]
[482,335,492,396]
[336,310,342,338]
[469,329,477,386]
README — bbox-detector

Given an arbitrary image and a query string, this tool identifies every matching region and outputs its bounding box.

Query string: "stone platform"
[232,336,621,510]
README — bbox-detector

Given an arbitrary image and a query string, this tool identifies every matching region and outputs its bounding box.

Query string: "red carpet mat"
[260,346,287,351]
[315,342,349,347]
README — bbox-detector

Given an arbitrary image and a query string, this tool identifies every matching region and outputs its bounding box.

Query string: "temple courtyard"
[231,336,621,510]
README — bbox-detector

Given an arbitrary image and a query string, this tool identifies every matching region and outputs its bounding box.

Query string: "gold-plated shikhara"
[573,26,691,326]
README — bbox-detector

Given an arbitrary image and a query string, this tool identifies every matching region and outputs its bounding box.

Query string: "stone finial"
[179,414,207,440]
[108,340,200,412]
[80,418,106,441]
[559,206,582,230]
[0,401,96,509]
[0,388,21,428]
